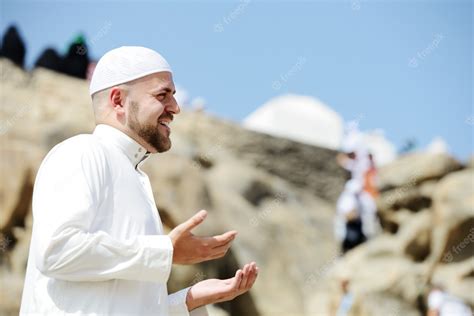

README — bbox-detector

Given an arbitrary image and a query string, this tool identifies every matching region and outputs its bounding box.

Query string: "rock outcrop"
[307,152,473,316]
[0,58,342,315]
[1,58,472,315]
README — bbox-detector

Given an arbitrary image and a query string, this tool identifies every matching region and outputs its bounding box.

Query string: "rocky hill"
[1,58,472,315]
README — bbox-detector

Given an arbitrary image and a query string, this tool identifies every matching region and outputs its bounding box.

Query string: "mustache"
[158,113,174,122]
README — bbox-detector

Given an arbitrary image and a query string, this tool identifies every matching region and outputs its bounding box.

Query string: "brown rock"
[431,259,474,306]
[377,152,462,192]
[431,169,474,264]
[358,292,421,316]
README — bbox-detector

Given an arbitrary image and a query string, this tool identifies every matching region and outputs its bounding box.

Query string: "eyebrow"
[151,87,176,95]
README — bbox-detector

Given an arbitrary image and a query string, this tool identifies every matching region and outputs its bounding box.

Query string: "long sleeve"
[32,136,173,283]
[168,287,209,316]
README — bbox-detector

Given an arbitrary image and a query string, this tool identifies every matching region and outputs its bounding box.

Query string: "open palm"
[186,262,259,310]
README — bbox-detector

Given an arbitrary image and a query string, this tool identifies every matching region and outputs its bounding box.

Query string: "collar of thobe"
[93,124,151,169]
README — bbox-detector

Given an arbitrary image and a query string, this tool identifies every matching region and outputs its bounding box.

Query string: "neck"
[95,120,157,153]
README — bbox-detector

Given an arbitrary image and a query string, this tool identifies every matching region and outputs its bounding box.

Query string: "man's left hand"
[185,262,259,311]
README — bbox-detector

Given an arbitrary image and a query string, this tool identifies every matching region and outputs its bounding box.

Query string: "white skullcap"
[89,46,172,96]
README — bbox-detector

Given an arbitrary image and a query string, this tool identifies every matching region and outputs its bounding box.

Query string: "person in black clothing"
[0,25,26,68]
[341,206,367,253]
[334,179,367,254]
[33,34,90,79]
[34,48,63,72]
[60,34,90,78]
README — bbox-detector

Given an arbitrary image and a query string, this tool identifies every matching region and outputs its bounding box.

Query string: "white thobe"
[20,124,208,316]
[334,180,378,241]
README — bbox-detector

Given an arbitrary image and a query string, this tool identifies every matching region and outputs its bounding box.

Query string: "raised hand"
[185,262,259,311]
[168,210,237,264]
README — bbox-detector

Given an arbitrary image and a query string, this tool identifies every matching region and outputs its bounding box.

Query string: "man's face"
[124,72,179,153]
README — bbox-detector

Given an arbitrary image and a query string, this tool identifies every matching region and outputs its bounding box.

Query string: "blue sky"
[1,0,472,160]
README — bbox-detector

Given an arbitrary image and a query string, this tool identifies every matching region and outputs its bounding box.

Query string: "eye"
[155,93,167,100]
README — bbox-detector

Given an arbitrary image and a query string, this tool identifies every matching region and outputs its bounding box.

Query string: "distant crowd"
[332,125,472,316]
[0,25,95,80]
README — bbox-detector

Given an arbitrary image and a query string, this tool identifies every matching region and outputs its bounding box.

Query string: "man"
[334,179,367,253]
[20,46,259,315]
[334,124,379,253]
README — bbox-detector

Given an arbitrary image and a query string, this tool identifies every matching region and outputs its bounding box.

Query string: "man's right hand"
[168,210,237,264]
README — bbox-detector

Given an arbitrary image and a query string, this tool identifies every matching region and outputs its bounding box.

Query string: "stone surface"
[431,169,474,264]
[377,152,462,192]
[431,259,474,306]
[1,57,473,315]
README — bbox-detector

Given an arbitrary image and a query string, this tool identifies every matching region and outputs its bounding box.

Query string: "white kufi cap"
[89,46,172,96]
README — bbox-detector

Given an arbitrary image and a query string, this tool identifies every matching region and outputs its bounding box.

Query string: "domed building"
[243,94,397,166]
[242,94,344,150]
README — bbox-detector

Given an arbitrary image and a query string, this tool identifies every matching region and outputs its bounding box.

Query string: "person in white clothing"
[427,286,472,316]
[20,46,259,315]
[335,124,380,253]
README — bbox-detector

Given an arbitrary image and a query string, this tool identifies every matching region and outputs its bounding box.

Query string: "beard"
[128,101,171,153]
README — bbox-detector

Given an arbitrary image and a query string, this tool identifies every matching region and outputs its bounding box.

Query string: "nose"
[168,96,180,115]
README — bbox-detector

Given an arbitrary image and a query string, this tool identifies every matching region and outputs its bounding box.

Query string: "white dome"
[426,136,449,154]
[242,94,344,149]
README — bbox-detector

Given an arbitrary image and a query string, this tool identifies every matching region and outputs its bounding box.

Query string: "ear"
[109,87,126,116]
